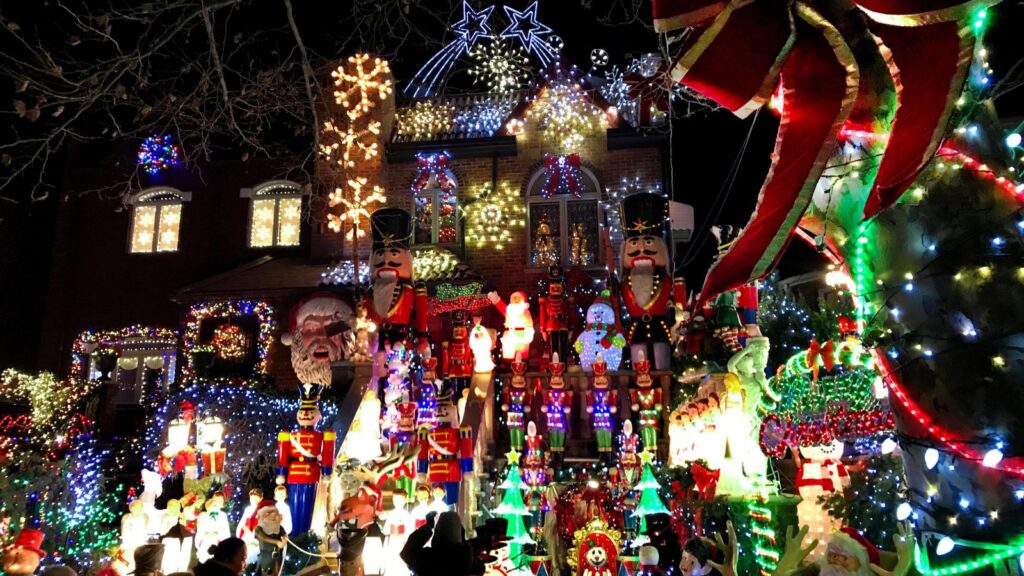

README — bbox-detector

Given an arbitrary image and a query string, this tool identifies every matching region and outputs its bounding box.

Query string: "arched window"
[241,180,306,248]
[525,163,602,268]
[128,187,191,253]
[410,153,459,245]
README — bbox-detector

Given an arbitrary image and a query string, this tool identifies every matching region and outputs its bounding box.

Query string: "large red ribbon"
[652,0,997,305]
[411,152,453,194]
[542,153,583,198]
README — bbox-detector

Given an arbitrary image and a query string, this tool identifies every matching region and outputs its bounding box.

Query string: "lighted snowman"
[796,439,849,561]
[586,545,613,576]
[574,291,625,371]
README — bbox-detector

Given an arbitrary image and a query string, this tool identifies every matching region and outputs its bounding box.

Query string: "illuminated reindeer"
[333,444,419,529]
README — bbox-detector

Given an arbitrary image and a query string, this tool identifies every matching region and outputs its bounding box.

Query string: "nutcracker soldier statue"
[276,383,335,534]
[538,265,571,363]
[442,309,474,398]
[417,393,474,506]
[629,351,661,453]
[618,420,641,486]
[587,352,618,464]
[541,352,572,467]
[364,208,429,383]
[522,421,547,487]
[392,400,418,496]
[616,193,686,370]
[501,352,532,450]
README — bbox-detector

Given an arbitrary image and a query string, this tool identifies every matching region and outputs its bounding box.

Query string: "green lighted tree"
[494,450,533,568]
[633,452,669,535]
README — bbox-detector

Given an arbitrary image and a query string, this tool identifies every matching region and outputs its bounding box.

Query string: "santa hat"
[830,528,879,567]
[288,292,349,332]
[8,529,46,558]
[256,499,279,518]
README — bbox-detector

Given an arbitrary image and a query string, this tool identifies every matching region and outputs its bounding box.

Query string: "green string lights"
[914,540,1024,576]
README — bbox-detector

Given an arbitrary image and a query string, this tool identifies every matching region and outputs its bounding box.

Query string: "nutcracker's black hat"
[370,208,413,250]
[620,193,669,239]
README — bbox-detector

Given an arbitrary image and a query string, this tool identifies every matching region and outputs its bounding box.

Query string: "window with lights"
[128,187,191,253]
[526,164,602,268]
[241,181,306,248]
[410,158,459,245]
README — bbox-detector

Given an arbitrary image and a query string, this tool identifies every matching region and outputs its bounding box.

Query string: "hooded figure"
[399,511,483,576]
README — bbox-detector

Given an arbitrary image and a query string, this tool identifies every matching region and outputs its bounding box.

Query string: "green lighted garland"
[914,540,1024,576]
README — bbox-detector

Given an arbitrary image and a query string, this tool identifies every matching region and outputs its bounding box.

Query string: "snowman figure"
[574,291,625,371]
[796,439,849,561]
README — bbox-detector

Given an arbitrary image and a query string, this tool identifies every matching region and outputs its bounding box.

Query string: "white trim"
[129,186,192,205]
[240,179,307,198]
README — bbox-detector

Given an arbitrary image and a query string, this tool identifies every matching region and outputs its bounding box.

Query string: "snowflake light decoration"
[454,100,516,137]
[321,119,382,168]
[463,181,526,250]
[332,53,393,122]
[137,134,181,175]
[467,39,531,93]
[600,66,637,127]
[328,176,387,239]
[527,65,606,152]
[396,101,455,141]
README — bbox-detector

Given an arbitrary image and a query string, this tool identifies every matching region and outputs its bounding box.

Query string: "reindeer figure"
[333,444,419,530]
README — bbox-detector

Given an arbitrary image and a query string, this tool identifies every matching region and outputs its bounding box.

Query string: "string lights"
[396,100,455,142]
[463,181,526,250]
[467,39,531,94]
[137,134,181,175]
[182,300,276,378]
[523,63,607,152]
[327,177,387,239]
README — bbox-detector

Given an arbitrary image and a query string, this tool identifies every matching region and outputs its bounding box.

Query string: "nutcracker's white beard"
[373,275,398,317]
[290,330,332,387]
[817,560,873,576]
[629,264,655,307]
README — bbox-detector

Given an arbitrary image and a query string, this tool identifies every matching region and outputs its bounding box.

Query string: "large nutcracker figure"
[538,265,571,362]
[416,395,473,506]
[616,193,686,370]
[364,208,429,377]
[501,352,532,450]
[629,351,662,453]
[442,309,473,397]
[586,352,618,463]
[276,384,335,534]
[541,352,572,466]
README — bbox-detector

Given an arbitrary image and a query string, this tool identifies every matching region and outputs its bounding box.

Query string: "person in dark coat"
[193,537,247,576]
[400,511,484,576]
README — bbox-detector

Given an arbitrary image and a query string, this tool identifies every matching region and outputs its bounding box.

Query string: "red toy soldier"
[538,265,571,362]
[616,193,686,370]
[416,395,473,506]
[276,383,335,534]
[442,309,473,397]
[364,208,429,379]
[587,352,618,463]
[501,352,532,450]
[541,352,572,467]
[629,350,662,453]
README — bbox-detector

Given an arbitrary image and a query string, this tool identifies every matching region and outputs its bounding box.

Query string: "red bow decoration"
[411,152,454,194]
[651,0,998,306]
[806,338,835,380]
[542,153,582,198]
[624,68,671,126]
[690,462,720,501]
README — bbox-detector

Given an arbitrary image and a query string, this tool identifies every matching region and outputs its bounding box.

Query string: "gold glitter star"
[639,450,654,465]
[505,448,522,465]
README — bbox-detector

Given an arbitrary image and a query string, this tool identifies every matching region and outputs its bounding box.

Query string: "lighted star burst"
[463,181,526,250]
[332,53,393,121]
[396,100,455,141]
[467,39,531,93]
[328,176,387,239]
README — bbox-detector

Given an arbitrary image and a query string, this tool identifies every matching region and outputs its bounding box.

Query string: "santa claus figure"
[587,352,618,462]
[616,193,686,370]
[276,384,335,534]
[2,529,45,576]
[538,265,571,362]
[442,309,474,397]
[501,352,532,450]
[818,530,880,576]
[796,440,849,561]
[629,350,662,453]
[364,208,429,360]
[281,292,355,388]
[254,500,288,576]
[488,290,536,361]
[541,353,572,466]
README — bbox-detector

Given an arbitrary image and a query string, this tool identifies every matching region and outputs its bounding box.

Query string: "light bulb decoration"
[467,38,531,93]
[327,177,387,239]
[182,300,275,378]
[462,181,526,251]
[524,63,607,152]
[137,134,181,175]
[396,100,455,142]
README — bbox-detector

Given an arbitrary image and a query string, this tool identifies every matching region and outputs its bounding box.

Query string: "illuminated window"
[414,189,459,245]
[129,187,190,253]
[242,181,306,248]
[526,165,602,267]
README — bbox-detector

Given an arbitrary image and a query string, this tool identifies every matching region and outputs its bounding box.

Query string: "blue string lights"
[137,134,181,175]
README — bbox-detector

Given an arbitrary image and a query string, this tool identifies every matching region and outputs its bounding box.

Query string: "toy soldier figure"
[587,352,618,464]
[538,265,571,362]
[629,351,662,453]
[364,208,429,384]
[616,193,686,370]
[541,352,572,467]
[276,384,335,534]
[442,309,474,398]
[501,352,532,450]
[417,395,474,505]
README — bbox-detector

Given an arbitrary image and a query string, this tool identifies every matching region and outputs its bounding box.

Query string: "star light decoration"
[467,39,531,94]
[501,2,557,67]
[452,2,494,45]
[328,177,387,239]
[463,181,526,250]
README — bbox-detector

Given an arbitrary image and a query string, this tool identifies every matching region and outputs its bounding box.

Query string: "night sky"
[0,0,1022,369]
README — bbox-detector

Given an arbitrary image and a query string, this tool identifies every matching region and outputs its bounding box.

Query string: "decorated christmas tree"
[494,450,534,569]
[632,452,669,539]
